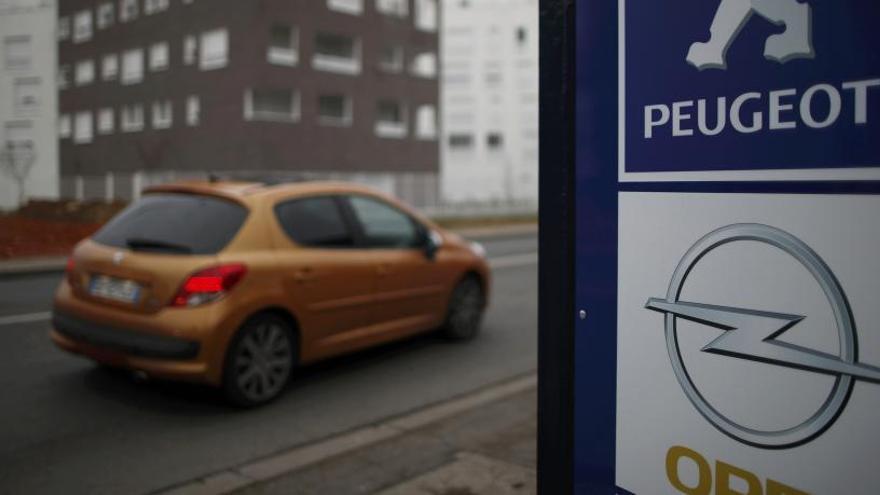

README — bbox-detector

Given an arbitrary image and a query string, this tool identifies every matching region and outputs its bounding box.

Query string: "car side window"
[274,196,356,248]
[347,196,420,248]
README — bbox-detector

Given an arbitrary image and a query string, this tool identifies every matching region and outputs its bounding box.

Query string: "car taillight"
[170,264,247,308]
[65,257,77,286]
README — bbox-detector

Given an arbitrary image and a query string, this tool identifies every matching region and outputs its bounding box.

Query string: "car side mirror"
[423,230,443,261]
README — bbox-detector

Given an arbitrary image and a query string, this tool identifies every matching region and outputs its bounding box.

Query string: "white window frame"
[96,3,115,29]
[410,51,437,78]
[59,114,72,138]
[375,100,408,139]
[74,111,94,144]
[152,100,173,129]
[327,0,364,15]
[121,104,144,132]
[199,29,229,71]
[119,0,138,22]
[102,54,118,80]
[379,44,404,73]
[312,33,361,75]
[73,10,93,43]
[317,94,353,127]
[186,95,200,126]
[75,60,95,86]
[149,42,169,71]
[414,0,437,32]
[244,88,301,123]
[97,107,115,135]
[183,35,197,65]
[415,104,437,140]
[121,48,144,85]
[376,0,408,17]
[58,17,71,41]
[267,25,299,67]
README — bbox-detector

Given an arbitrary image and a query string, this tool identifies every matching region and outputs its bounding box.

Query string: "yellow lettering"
[716,460,762,495]
[666,446,712,495]
[767,479,810,495]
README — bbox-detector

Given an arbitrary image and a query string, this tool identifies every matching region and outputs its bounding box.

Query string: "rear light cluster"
[170,264,247,308]
[65,257,78,286]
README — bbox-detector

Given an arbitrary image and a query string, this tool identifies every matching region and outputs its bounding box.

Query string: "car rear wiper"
[125,238,193,254]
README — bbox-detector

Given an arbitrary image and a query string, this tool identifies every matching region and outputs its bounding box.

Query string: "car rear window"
[92,193,248,255]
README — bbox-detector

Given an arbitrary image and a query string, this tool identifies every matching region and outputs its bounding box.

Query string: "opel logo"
[646,224,880,449]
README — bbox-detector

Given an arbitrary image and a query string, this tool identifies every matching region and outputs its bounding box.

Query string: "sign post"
[539,0,880,492]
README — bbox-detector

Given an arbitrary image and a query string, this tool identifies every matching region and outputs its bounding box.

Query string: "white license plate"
[89,275,141,303]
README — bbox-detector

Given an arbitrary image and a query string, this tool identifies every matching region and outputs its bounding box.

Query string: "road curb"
[0,257,67,277]
[155,373,537,495]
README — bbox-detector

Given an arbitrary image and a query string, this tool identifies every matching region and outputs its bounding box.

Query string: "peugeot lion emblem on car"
[112,252,125,265]
[645,224,880,448]
[687,0,815,70]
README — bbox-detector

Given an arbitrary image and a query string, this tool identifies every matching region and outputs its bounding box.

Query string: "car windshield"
[91,193,248,255]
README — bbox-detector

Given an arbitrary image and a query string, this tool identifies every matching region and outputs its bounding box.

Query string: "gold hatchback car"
[51,180,490,406]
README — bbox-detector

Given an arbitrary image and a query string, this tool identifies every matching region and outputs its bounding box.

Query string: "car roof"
[144,180,386,201]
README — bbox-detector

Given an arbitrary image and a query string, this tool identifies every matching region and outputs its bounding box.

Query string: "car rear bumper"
[53,311,200,360]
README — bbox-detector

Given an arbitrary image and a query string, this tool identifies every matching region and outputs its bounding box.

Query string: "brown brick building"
[57,0,439,203]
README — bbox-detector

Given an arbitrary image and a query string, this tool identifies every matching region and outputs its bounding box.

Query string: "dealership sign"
[574,0,880,493]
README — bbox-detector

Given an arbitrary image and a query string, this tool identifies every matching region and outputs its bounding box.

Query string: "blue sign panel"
[623,0,880,173]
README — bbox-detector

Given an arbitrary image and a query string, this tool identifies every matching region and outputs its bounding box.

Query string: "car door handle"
[294,268,314,282]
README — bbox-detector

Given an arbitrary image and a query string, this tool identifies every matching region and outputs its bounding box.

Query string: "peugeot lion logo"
[112,252,125,265]
[645,224,880,449]
[687,0,815,70]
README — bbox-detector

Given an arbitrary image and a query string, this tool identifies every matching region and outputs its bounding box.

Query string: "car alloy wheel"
[225,315,294,406]
[444,277,484,340]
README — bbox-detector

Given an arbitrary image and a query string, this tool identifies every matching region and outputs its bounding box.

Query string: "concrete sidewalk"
[160,374,536,495]
[0,223,537,277]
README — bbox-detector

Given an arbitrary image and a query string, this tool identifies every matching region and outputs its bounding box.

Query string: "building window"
[3,36,31,70]
[58,17,71,41]
[375,100,407,138]
[75,60,95,86]
[183,35,197,65]
[487,132,504,149]
[144,0,169,15]
[149,42,169,71]
[267,25,298,66]
[59,114,72,138]
[58,65,70,89]
[121,48,144,84]
[318,94,352,126]
[410,52,437,78]
[312,32,360,75]
[121,104,144,132]
[98,108,115,135]
[327,0,363,15]
[102,54,118,80]
[415,0,437,31]
[244,89,300,123]
[73,11,93,43]
[415,105,437,139]
[152,101,173,129]
[448,133,473,150]
[119,0,138,22]
[200,29,229,70]
[97,3,115,29]
[186,96,200,126]
[74,111,94,144]
[379,45,403,73]
[376,0,408,17]
[13,77,40,115]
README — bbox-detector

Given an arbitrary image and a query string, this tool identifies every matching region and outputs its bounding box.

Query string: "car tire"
[442,277,485,340]
[223,314,296,407]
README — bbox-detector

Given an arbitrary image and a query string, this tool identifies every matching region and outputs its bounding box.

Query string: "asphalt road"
[0,233,538,495]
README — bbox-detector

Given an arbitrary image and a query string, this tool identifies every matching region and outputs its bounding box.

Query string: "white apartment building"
[441,0,538,206]
[0,0,58,210]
